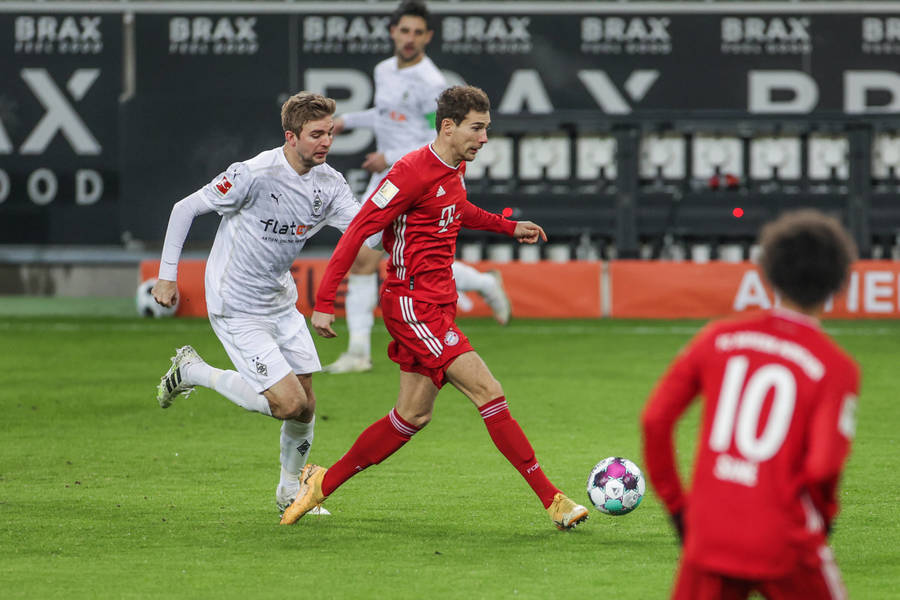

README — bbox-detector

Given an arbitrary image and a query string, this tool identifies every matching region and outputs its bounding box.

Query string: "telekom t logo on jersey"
[437,203,457,233]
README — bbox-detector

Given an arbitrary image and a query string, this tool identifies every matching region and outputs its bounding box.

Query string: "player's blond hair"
[281,92,337,135]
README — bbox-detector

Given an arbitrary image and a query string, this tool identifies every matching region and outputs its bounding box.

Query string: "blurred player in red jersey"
[642,209,860,600]
[280,85,590,530]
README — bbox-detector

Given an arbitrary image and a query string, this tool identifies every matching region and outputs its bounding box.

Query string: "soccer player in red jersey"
[280,85,590,530]
[642,209,860,599]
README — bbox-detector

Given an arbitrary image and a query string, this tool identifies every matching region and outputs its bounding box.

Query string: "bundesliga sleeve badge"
[372,179,399,209]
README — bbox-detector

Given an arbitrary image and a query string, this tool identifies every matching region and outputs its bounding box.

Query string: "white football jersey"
[342,55,447,198]
[199,147,363,316]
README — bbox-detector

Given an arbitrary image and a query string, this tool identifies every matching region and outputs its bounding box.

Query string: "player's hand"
[152,279,179,308]
[333,117,346,135]
[670,511,685,545]
[362,152,388,173]
[311,310,337,338]
[513,221,547,244]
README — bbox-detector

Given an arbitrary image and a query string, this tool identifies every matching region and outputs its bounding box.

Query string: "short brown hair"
[758,209,857,309]
[281,92,336,135]
[391,0,431,29]
[435,85,490,131]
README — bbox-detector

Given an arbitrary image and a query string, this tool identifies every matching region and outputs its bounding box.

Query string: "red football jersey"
[642,309,860,579]
[315,144,516,313]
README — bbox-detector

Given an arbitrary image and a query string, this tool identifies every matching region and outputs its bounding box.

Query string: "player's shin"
[346,273,378,357]
[480,397,560,508]
[280,416,315,478]
[321,408,418,496]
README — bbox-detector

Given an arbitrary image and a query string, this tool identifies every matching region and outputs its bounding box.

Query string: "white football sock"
[346,273,377,357]
[202,368,273,416]
[280,416,315,478]
[452,261,494,294]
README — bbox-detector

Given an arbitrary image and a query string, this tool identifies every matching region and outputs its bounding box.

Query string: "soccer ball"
[587,456,645,516]
[136,278,178,318]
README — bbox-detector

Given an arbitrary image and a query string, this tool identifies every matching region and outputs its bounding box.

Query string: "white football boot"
[322,352,373,374]
[156,345,203,408]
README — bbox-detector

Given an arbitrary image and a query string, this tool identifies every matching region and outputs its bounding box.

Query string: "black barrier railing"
[459,112,900,258]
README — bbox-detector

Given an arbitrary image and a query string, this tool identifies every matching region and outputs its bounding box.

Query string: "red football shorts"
[381,291,473,388]
[672,546,846,600]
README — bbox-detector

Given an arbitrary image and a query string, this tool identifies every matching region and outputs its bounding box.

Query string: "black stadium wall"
[2,2,900,257]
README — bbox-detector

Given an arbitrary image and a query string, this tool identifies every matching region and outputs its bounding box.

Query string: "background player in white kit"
[150,92,379,518]
[325,0,510,374]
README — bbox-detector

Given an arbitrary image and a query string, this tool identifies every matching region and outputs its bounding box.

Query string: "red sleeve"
[459,199,516,236]
[640,326,712,516]
[314,168,421,314]
[804,361,860,527]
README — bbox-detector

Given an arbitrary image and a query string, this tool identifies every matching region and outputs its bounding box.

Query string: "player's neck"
[778,298,824,319]
[396,52,425,69]
[282,144,312,177]
[430,140,461,168]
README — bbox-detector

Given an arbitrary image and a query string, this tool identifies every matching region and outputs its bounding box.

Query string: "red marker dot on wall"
[733,207,744,218]
[502,207,513,218]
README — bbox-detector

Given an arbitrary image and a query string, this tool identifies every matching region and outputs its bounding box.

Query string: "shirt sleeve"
[803,361,860,528]
[459,199,517,236]
[199,162,253,215]
[340,108,377,131]
[314,166,421,314]
[157,191,214,281]
[640,326,712,516]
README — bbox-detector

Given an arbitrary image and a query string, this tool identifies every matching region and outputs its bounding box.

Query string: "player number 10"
[709,355,797,462]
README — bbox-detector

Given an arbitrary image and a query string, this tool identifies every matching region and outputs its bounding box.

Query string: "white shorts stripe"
[818,546,847,600]
[393,215,407,280]
[389,409,418,437]
[399,296,443,357]
[480,401,509,419]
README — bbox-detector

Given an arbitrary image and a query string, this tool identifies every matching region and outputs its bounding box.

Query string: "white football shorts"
[208,306,322,393]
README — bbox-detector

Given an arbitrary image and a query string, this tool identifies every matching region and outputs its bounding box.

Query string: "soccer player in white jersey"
[324,0,511,374]
[151,92,379,518]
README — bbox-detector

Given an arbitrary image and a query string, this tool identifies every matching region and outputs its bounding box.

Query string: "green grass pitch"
[1,309,897,598]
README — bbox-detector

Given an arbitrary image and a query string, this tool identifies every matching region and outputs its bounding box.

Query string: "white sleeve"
[340,108,377,131]
[157,191,214,281]
[199,162,252,215]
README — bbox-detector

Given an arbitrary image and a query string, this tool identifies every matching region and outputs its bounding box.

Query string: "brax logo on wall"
[861,18,900,55]
[14,16,103,55]
[441,16,533,54]
[720,17,811,55]
[580,17,672,55]
[301,16,391,54]
[168,17,259,55]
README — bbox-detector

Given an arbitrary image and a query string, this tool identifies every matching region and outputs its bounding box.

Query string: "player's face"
[391,15,433,65]
[449,110,490,163]
[286,116,334,169]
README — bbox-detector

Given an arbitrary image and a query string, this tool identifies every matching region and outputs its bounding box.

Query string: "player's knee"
[404,409,433,430]
[475,377,503,405]
[271,390,310,420]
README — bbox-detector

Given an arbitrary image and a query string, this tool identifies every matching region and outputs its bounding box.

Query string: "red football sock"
[321,408,418,496]
[480,396,560,508]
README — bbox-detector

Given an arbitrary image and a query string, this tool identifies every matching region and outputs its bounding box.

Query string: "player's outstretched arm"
[152,279,178,308]
[311,310,337,338]
[513,221,548,244]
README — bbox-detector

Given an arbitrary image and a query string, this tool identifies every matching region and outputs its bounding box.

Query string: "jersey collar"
[428,144,463,171]
[771,306,822,330]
